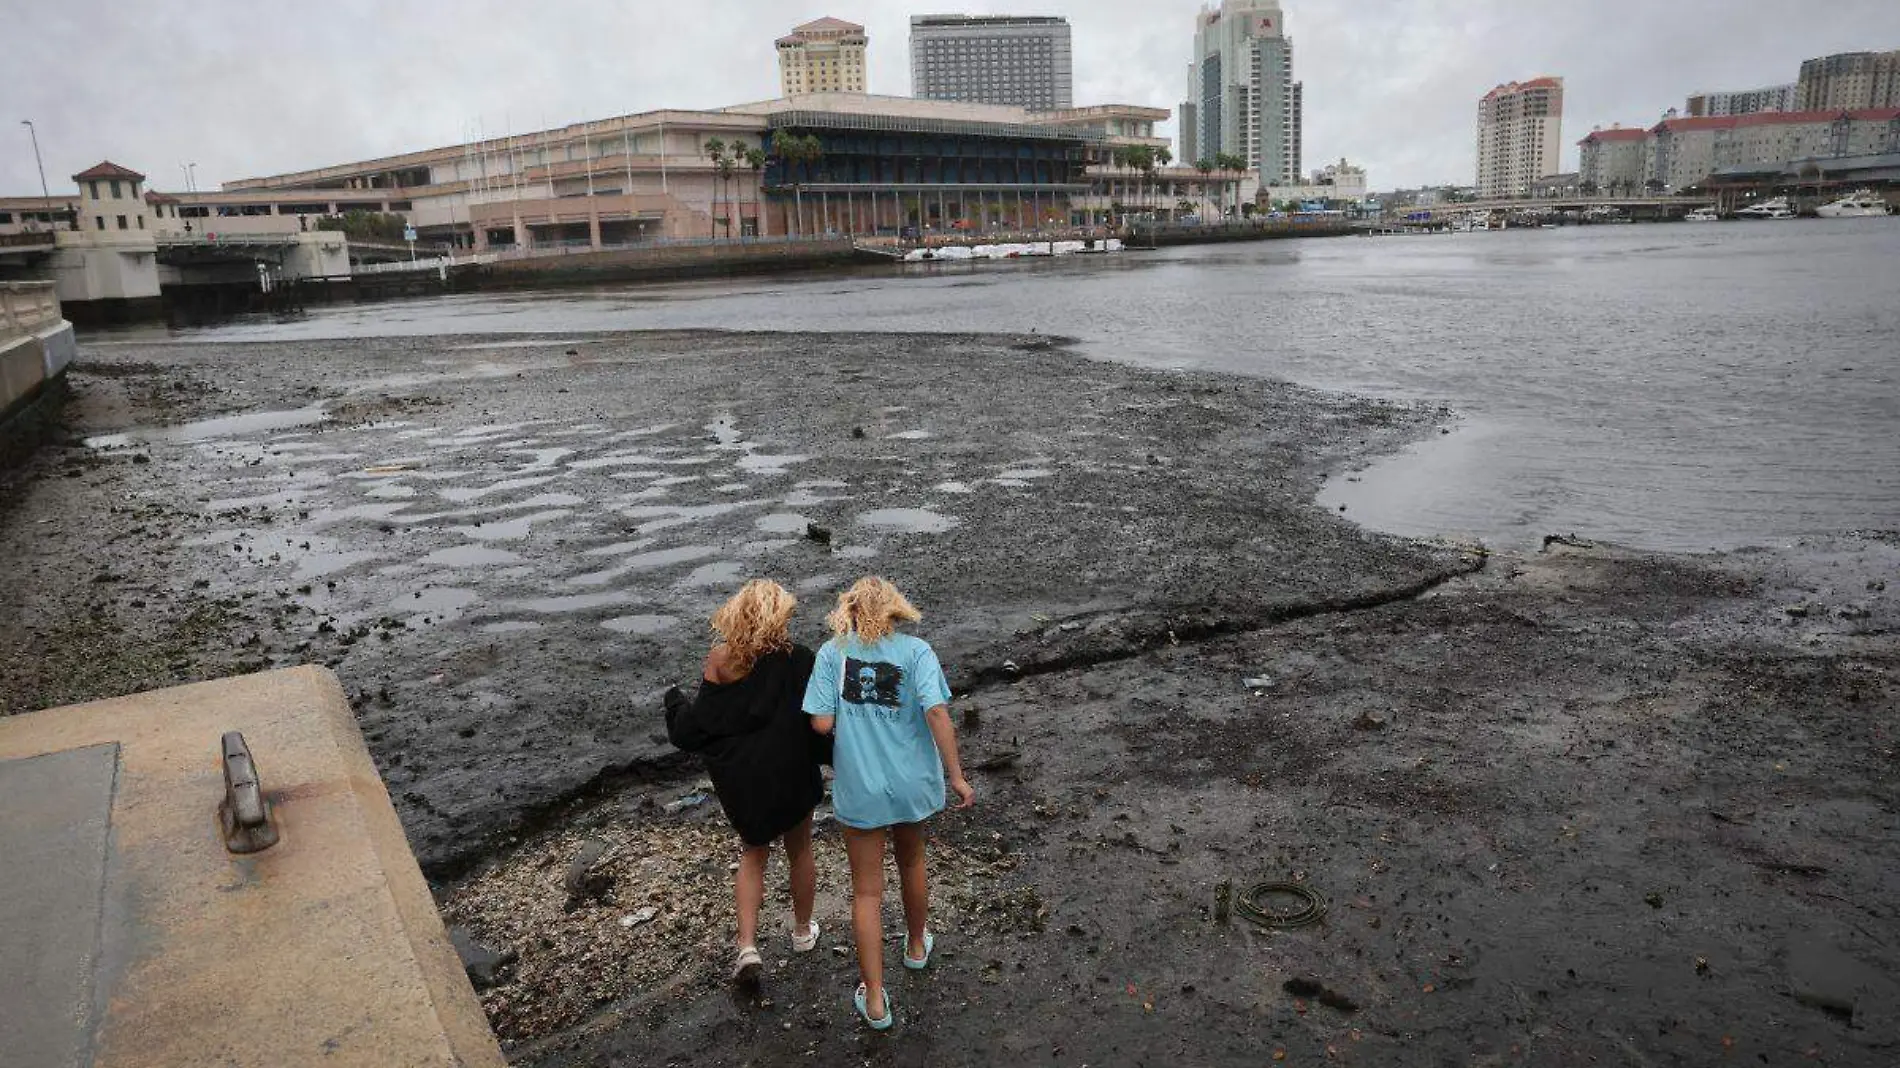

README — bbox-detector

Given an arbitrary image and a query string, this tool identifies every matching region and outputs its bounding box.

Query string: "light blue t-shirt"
[802,632,953,830]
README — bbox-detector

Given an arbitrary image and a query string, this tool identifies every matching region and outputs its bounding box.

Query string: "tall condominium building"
[1179,1,1301,182]
[777,17,869,96]
[1475,77,1564,198]
[910,15,1073,110]
[1686,84,1796,117]
[1796,50,1900,110]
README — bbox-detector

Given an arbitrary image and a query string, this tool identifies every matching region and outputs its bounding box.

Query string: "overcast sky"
[5,1,1898,195]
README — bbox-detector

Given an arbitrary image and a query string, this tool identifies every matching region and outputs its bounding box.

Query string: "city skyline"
[4,0,1900,196]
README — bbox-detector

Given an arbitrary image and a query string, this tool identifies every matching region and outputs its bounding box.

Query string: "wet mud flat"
[0,329,1463,867]
[2,331,1895,1065]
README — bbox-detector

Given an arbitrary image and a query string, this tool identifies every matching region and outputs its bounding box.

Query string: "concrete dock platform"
[0,667,504,1068]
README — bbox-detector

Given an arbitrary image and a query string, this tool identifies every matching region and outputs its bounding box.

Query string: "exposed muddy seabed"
[1,331,1895,1066]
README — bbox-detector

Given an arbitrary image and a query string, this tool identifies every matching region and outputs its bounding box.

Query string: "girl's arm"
[924,703,973,808]
[803,642,838,736]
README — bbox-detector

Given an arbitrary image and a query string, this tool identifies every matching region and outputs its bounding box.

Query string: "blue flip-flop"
[903,930,935,971]
[854,983,895,1030]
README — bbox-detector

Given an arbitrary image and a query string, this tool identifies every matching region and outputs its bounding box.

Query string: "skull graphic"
[857,666,880,696]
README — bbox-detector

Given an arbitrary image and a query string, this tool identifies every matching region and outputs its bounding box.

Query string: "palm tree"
[1118,145,1155,223]
[1216,153,1248,222]
[770,133,823,236]
[703,138,729,239]
[1153,146,1174,221]
[743,147,766,237]
[1195,158,1215,221]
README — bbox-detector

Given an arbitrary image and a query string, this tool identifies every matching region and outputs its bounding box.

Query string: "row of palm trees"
[1107,145,1253,224]
[1195,153,1250,219]
[704,134,831,239]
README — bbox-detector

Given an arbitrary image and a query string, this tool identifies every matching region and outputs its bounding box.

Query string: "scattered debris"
[1787,941,1866,1021]
[1644,891,1664,909]
[562,838,615,911]
[850,427,866,440]
[804,523,832,546]
[1243,676,1273,690]
[441,813,1035,1042]
[1352,709,1391,731]
[1283,977,1359,1013]
[973,750,1021,772]
[448,925,518,990]
[662,792,710,814]
[1541,533,1596,551]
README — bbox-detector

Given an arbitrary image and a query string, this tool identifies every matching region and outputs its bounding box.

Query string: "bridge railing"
[154,233,300,248]
[2,281,62,339]
[353,253,499,276]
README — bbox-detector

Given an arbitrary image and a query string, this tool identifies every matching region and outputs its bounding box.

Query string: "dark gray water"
[110,219,1900,551]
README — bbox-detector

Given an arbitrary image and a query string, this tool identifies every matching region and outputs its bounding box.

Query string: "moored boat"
[1736,196,1796,220]
[1815,190,1891,218]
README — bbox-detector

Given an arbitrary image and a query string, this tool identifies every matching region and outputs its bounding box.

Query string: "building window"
[111,180,122,198]
[117,215,128,229]
[96,216,105,230]
[89,181,100,199]
[137,215,144,229]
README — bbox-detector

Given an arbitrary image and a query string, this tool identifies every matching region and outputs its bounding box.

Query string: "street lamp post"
[20,119,50,201]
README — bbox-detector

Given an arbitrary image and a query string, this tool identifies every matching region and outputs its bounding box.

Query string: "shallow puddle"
[86,404,328,448]
[677,561,746,588]
[396,586,480,620]
[419,545,525,568]
[566,544,722,586]
[449,509,574,540]
[737,453,811,475]
[755,512,813,534]
[510,590,640,614]
[857,508,959,534]
[479,621,546,634]
[600,614,681,635]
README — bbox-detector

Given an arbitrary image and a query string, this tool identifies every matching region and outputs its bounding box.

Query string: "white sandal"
[731,945,763,986]
[792,920,821,954]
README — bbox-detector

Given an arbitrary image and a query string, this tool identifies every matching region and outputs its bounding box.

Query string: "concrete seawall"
[475,237,860,287]
[1,281,77,469]
[0,667,507,1068]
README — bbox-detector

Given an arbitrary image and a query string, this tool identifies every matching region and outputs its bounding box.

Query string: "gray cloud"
[5,0,1897,195]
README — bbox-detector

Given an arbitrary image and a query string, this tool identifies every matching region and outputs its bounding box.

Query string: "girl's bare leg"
[735,843,770,949]
[891,822,929,960]
[783,816,817,932]
[843,826,889,1018]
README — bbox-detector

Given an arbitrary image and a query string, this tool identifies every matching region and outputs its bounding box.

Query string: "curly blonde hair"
[711,579,796,671]
[827,576,922,644]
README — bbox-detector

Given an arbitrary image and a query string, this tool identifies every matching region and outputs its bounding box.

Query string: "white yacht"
[1684,206,1721,222]
[1736,196,1796,220]
[1815,190,1891,218]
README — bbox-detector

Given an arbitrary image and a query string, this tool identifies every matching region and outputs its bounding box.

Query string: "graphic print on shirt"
[842,657,905,708]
